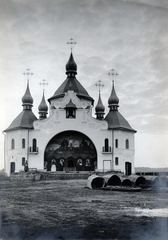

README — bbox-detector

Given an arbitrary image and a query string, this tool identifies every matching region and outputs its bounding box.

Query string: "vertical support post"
[27,130,29,163]
[112,129,114,171]
[2,132,6,173]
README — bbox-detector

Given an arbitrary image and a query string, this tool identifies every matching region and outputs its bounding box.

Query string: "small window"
[115,139,118,148]
[32,139,37,152]
[22,157,25,166]
[115,157,119,165]
[126,139,129,149]
[11,139,15,149]
[66,109,76,118]
[22,139,25,148]
[105,138,109,152]
[77,159,83,166]
[85,159,91,166]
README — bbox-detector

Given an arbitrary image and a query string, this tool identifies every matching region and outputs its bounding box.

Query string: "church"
[3,50,136,176]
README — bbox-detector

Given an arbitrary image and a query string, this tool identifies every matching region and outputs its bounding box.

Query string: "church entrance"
[125,162,132,176]
[10,162,15,174]
[44,130,97,172]
[67,157,75,171]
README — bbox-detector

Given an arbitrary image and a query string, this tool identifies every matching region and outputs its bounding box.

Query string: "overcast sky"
[0,0,168,169]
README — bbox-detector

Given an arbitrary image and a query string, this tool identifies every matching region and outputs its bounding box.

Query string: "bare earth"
[0,179,168,240]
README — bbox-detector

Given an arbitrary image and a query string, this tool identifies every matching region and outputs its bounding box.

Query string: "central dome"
[48,52,94,104]
[66,52,77,74]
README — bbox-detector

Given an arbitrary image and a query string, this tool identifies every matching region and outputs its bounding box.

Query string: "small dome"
[108,82,119,106]
[22,81,33,105]
[66,52,77,74]
[95,92,105,113]
[38,92,48,112]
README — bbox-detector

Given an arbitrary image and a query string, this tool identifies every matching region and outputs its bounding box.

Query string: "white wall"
[4,91,136,176]
[4,129,28,176]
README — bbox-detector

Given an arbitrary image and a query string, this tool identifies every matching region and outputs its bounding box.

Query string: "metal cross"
[67,38,77,51]
[108,69,119,83]
[39,79,49,92]
[23,68,34,82]
[95,80,105,92]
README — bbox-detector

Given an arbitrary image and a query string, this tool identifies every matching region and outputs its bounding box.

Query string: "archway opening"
[44,130,97,171]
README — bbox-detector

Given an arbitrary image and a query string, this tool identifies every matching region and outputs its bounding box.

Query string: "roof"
[48,52,94,104]
[48,77,94,103]
[105,110,136,132]
[135,167,168,173]
[65,99,77,109]
[4,110,37,132]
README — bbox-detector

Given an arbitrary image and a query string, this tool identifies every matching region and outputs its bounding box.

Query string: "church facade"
[3,51,136,176]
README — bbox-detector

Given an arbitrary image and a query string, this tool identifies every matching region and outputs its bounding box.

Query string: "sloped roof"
[65,99,77,109]
[48,77,94,103]
[48,52,94,104]
[105,111,136,132]
[4,110,37,132]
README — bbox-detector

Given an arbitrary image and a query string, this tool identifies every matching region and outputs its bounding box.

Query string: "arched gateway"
[44,131,97,171]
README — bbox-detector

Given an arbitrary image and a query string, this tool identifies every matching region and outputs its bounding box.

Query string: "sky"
[0,0,168,169]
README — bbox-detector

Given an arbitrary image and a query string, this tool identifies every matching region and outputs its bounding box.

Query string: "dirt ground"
[0,179,168,240]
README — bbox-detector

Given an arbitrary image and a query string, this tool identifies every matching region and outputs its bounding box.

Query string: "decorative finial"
[67,38,77,52]
[107,69,119,83]
[39,79,49,92]
[95,80,105,92]
[23,68,34,82]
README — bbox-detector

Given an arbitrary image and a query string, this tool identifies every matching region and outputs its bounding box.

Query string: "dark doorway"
[10,162,15,174]
[68,158,74,168]
[125,162,132,176]
[67,157,75,171]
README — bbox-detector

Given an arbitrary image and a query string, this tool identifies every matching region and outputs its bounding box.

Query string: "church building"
[3,50,136,176]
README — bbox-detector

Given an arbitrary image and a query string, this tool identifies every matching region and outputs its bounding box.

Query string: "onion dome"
[66,52,77,76]
[108,82,119,111]
[4,81,37,132]
[38,91,48,119]
[48,52,94,104]
[105,81,136,132]
[95,91,105,120]
[22,81,33,110]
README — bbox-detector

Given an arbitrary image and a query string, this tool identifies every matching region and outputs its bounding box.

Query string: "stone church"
[3,51,136,176]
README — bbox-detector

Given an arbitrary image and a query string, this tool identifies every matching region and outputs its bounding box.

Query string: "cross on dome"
[67,38,77,52]
[23,68,34,82]
[108,69,119,83]
[39,79,49,92]
[95,80,105,92]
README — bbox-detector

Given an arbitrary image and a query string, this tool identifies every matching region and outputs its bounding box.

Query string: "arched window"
[22,139,25,149]
[115,139,118,148]
[22,157,25,166]
[126,139,129,149]
[11,139,15,149]
[66,109,76,118]
[105,138,109,152]
[115,157,119,165]
[32,139,37,152]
